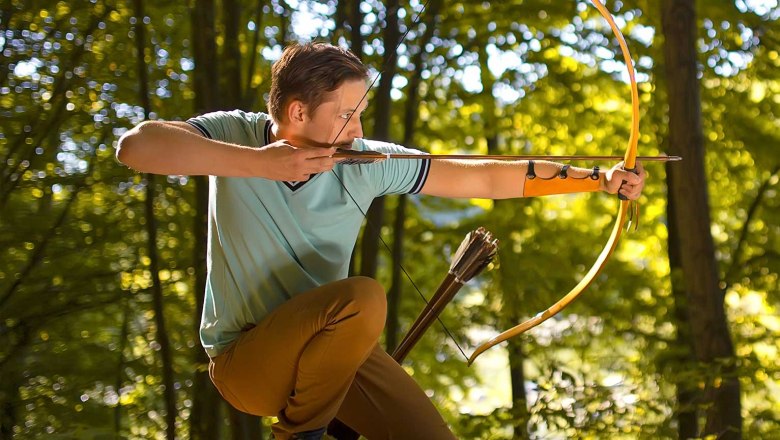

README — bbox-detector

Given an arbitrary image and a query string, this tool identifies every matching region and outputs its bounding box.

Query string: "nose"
[349,118,363,139]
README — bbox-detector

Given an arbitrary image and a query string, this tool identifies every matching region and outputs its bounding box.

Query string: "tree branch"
[724,164,780,289]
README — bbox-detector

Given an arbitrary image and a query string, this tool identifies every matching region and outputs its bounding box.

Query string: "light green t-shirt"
[187,110,430,357]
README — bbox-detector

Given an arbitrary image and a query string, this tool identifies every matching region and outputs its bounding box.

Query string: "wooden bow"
[322,0,642,366]
[466,0,641,365]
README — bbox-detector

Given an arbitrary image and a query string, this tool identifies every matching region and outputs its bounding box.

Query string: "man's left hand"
[603,161,646,200]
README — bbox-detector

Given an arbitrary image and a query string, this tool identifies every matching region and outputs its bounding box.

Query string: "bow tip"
[467,347,486,366]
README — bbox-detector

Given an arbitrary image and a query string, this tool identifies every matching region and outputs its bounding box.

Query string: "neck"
[270,120,309,146]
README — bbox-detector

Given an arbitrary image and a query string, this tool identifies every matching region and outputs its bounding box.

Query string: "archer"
[116,42,645,440]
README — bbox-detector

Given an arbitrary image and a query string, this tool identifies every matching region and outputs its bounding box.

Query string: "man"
[116,42,645,440]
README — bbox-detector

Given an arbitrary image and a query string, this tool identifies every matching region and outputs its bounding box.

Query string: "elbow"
[115,132,136,167]
[116,121,156,169]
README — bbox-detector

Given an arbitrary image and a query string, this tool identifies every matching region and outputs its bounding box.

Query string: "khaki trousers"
[208,276,457,440]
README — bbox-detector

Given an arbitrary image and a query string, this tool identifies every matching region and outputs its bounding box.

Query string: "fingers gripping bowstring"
[326,0,471,361]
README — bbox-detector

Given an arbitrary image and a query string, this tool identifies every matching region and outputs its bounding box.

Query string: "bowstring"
[326,0,470,362]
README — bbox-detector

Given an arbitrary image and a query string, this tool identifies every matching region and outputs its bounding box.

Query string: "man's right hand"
[255,140,338,182]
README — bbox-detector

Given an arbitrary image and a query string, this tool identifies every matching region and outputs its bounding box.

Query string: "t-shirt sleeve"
[186,110,266,146]
[357,139,431,196]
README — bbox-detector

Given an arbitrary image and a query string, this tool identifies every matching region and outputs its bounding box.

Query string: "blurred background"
[0,0,778,438]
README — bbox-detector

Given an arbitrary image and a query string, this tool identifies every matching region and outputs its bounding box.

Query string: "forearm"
[511,160,605,199]
[423,159,605,199]
[116,121,260,176]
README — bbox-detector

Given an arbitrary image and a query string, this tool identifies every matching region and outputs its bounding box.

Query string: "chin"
[335,139,354,149]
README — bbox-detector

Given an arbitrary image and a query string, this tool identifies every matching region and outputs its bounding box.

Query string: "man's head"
[268,43,369,135]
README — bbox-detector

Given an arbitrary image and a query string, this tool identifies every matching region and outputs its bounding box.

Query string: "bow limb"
[468,0,640,366]
[468,201,630,365]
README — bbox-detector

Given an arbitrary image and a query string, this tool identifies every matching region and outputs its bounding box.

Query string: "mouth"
[328,137,354,149]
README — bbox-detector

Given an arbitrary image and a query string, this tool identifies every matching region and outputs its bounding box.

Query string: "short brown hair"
[268,42,368,122]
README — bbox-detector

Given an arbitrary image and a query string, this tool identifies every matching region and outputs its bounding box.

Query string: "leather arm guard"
[522,161,602,197]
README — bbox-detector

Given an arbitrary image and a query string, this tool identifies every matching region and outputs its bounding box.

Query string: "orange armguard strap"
[522,161,601,197]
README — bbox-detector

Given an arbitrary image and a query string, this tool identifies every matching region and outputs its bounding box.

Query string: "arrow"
[333,148,681,163]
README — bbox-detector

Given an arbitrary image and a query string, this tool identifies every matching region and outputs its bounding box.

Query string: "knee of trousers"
[341,276,387,337]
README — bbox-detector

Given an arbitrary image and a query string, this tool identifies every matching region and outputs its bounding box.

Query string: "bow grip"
[618,166,639,201]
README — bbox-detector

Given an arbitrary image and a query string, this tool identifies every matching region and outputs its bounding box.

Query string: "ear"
[286,100,307,124]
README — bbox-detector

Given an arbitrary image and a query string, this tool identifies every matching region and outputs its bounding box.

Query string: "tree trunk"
[386,3,438,350]
[0,324,28,440]
[351,0,364,59]
[345,0,365,280]
[132,0,177,437]
[190,182,218,440]
[222,0,243,108]
[0,375,17,440]
[195,5,263,440]
[385,194,406,353]
[372,0,400,140]
[507,338,530,439]
[359,200,384,278]
[667,168,701,439]
[279,3,289,42]
[114,300,132,437]
[191,0,221,114]
[651,10,701,436]
[243,0,268,110]
[661,1,742,438]
[228,408,262,440]
[189,1,223,438]
[359,0,401,278]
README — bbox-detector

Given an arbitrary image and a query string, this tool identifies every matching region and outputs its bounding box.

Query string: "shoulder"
[355,139,425,155]
[190,110,269,124]
[187,110,270,143]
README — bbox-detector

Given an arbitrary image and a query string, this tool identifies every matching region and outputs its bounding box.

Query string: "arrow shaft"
[334,151,680,162]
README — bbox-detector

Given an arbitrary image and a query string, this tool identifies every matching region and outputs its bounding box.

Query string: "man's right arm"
[115,120,337,180]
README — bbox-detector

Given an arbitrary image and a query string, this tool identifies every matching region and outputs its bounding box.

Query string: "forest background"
[1,0,778,439]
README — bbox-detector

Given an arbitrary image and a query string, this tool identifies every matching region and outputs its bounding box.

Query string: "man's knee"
[342,276,387,333]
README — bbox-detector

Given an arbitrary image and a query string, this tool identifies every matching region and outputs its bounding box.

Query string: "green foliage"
[1,0,778,439]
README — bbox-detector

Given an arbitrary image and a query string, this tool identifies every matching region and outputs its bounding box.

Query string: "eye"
[338,112,353,120]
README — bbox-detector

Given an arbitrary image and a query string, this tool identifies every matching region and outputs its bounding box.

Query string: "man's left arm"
[419,159,646,200]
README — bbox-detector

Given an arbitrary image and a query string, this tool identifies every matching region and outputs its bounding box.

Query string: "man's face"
[299,79,368,148]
